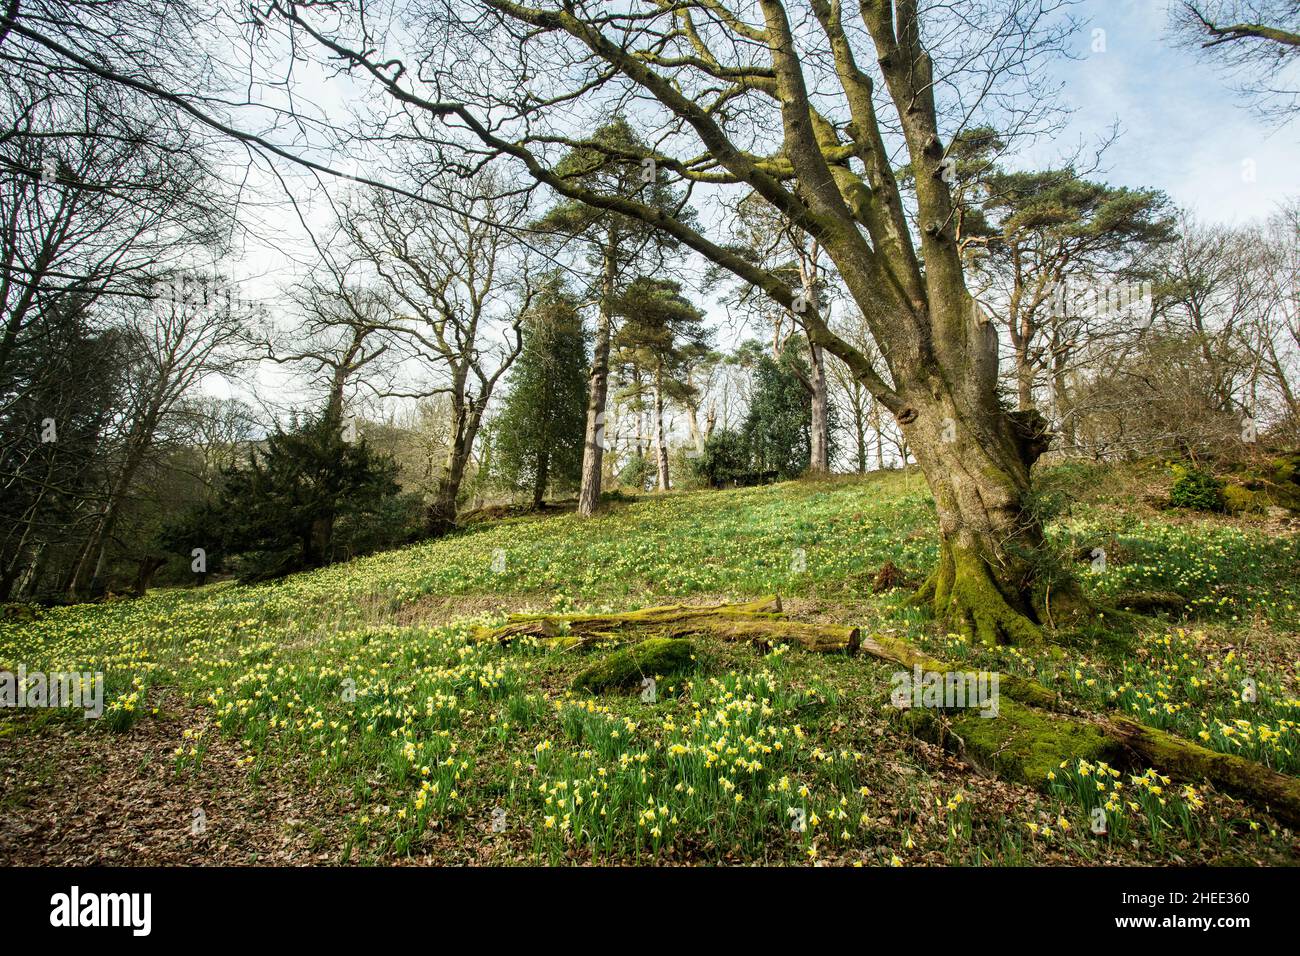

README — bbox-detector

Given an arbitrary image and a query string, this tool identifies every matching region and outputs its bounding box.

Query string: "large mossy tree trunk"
[904,379,1070,646]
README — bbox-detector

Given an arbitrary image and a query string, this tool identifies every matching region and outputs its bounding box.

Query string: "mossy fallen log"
[472,596,858,654]
[1101,715,1300,827]
[900,699,1123,786]
[572,638,696,693]
[472,595,782,645]
[863,633,1300,827]
[1112,590,1189,614]
[663,617,861,655]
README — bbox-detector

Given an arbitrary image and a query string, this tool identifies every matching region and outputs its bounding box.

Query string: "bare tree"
[339,177,533,534]
[66,276,251,597]
[1172,1,1300,118]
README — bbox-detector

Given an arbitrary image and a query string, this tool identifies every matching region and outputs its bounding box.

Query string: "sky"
[1035,0,1298,224]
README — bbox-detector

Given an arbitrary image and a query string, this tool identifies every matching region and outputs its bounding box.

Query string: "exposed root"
[864,632,1300,827]
[913,542,1043,646]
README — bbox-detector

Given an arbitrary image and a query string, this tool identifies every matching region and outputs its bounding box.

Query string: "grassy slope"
[2,464,1298,865]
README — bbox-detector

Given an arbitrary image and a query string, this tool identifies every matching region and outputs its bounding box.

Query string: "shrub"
[1169,466,1224,512]
[691,429,752,488]
[616,454,652,491]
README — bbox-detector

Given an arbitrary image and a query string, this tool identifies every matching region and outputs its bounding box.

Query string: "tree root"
[911,543,1044,646]
[862,632,1300,828]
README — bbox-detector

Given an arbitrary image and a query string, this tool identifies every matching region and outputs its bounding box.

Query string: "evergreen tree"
[534,117,690,516]
[494,282,590,507]
[611,277,711,491]
[167,411,399,582]
[744,345,813,480]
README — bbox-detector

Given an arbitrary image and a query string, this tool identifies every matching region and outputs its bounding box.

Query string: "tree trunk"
[653,365,670,491]
[1015,348,1035,411]
[685,402,705,454]
[533,450,549,510]
[1051,361,1075,453]
[14,542,46,599]
[808,339,829,473]
[906,390,1073,646]
[306,512,334,568]
[132,555,166,597]
[872,402,885,470]
[77,437,150,600]
[854,394,866,474]
[578,234,617,517]
[426,396,482,536]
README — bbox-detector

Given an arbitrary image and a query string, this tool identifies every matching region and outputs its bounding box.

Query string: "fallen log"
[858,632,1300,828]
[1112,590,1189,615]
[663,617,860,655]
[471,595,859,654]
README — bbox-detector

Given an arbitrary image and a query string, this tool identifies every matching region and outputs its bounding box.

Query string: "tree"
[744,346,812,480]
[269,262,401,435]
[0,299,126,599]
[692,428,751,488]
[61,272,250,598]
[1172,1,1300,119]
[611,277,710,492]
[533,118,689,517]
[179,412,399,582]
[338,177,532,535]
[494,280,590,507]
[967,164,1175,416]
[731,194,836,473]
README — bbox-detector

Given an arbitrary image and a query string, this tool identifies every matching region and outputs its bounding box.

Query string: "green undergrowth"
[2,465,1297,865]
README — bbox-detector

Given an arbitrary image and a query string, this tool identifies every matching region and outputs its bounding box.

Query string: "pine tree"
[611,277,711,492]
[533,117,690,516]
[494,281,590,508]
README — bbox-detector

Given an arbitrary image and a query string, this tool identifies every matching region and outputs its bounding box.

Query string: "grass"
[2,465,1298,865]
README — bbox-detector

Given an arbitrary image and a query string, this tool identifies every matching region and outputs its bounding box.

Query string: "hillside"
[2,464,1298,866]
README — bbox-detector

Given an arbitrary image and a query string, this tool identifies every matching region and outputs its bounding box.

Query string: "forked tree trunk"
[426,399,482,536]
[132,555,166,597]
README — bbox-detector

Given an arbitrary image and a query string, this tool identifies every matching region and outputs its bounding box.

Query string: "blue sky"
[1031,0,1298,224]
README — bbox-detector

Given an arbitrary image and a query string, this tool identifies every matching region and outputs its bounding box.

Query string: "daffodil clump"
[1042,758,1265,851]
